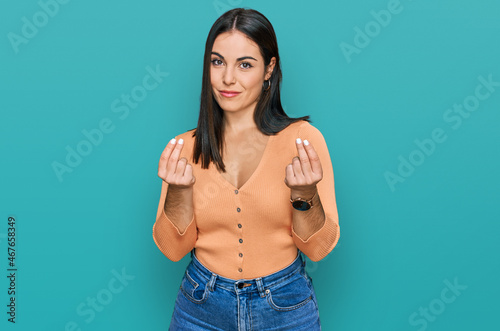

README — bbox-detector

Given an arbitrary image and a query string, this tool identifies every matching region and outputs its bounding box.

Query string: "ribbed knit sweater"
[152,120,340,280]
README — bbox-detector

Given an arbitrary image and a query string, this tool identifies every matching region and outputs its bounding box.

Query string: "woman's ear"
[265,57,276,80]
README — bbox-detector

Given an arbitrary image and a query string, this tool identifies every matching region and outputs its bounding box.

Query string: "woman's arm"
[152,137,197,262]
[287,123,340,262]
[153,182,197,261]
[164,184,194,234]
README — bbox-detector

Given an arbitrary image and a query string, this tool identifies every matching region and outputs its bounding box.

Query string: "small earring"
[263,79,271,91]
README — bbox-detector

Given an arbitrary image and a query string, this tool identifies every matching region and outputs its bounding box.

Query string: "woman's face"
[210,30,275,115]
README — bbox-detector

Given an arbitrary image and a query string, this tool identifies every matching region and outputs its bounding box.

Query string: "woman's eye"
[211,59,223,66]
[240,62,253,69]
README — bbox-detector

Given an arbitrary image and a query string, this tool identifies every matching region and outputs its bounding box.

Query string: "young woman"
[153,8,340,330]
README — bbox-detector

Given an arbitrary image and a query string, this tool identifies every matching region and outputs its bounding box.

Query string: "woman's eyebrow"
[211,52,258,62]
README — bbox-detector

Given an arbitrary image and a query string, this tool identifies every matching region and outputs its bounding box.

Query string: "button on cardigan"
[152,120,340,280]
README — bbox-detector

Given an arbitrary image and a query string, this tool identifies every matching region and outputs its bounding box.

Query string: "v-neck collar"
[210,133,275,192]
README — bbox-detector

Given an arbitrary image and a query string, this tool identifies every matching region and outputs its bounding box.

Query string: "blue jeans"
[169,249,321,330]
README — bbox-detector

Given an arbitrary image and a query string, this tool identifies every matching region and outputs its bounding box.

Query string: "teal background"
[1,0,499,330]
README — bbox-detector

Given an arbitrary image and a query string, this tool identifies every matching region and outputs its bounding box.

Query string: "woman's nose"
[222,67,235,85]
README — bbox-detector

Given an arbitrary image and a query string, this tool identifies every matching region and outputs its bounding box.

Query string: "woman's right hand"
[158,138,196,188]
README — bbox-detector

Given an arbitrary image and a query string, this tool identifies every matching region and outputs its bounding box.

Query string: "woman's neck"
[222,107,258,136]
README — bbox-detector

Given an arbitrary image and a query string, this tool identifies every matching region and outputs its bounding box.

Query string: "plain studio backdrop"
[1,0,499,330]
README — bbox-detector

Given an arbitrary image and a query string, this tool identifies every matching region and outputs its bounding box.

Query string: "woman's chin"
[218,103,242,112]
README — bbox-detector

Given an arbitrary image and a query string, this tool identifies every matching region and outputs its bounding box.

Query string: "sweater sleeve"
[291,122,340,261]
[152,135,197,262]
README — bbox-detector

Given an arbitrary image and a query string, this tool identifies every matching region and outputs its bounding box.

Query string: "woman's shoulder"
[174,127,197,142]
[277,120,329,152]
[279,120,323,137]
[298,120,324,136]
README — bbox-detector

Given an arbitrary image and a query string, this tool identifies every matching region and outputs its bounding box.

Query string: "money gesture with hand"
[158,138,196,188]
[284,138,323,197]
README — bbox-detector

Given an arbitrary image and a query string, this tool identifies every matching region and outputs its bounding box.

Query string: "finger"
[303,139,322,175]
[166,138,184,175]
[285,163,295,184]
[175,157,187,177]
[295,138,313,176]
[158,138,177,178]
[292,156,304,180]
[185,163,196,185]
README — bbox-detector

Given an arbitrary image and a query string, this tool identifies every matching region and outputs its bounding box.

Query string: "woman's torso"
[173,120,322,280]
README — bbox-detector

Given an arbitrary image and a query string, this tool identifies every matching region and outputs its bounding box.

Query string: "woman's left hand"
[284,138,323,197]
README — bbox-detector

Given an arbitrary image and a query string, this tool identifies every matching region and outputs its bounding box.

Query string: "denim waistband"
[188,248,306,297]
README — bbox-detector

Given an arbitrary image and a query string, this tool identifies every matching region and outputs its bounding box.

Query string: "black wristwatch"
[290,191,317,211]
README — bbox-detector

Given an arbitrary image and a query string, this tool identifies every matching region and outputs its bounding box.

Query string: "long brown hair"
[192,8,310,172]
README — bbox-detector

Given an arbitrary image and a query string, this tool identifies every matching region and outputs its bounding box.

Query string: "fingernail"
[179,138,184,145]
[303,139,309,146]
[296,138,302,144]
[170,138,176,144]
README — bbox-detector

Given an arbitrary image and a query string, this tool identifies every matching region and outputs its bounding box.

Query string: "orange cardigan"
[152,120,340,280]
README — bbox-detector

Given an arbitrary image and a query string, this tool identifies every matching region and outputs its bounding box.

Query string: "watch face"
[292,200,311,211]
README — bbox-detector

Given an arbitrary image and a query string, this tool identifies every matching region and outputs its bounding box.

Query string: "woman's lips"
[219,91,241,98]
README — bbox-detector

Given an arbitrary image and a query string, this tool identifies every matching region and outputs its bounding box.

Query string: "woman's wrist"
[290,186,318,200]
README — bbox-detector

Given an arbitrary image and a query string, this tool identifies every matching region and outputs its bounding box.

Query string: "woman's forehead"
[212,31,261,58]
